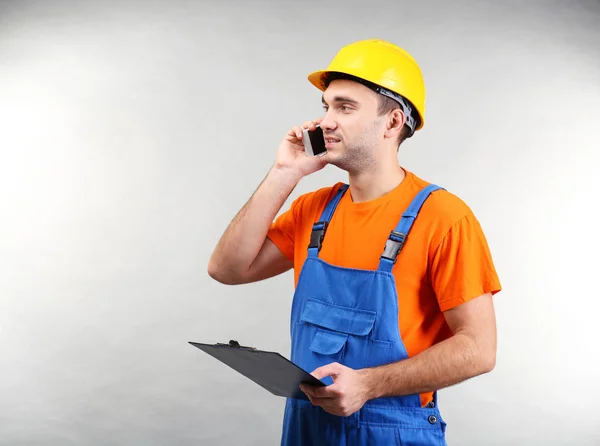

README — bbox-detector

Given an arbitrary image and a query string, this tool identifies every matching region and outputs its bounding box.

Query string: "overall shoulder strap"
[378,184,444,272]
[307,184,349,258]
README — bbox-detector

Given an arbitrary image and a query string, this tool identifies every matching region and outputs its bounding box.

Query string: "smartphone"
[302,125,327,157]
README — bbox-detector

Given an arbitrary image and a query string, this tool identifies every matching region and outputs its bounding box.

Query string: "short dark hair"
[322,72,416,146]
[376,94,413,146]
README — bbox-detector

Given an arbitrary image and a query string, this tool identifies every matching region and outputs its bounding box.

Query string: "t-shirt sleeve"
[266,196,303,262]
[430,213,502,312]
[266,183,343,264]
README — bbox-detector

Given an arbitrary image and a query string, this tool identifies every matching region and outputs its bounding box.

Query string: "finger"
[304,391,328,407]
[300,384,334,399]
[301,120,314,130]
[301,120,319,131]
[319,398,356,417]
[310,394,339,404]
[317,402,345,417]
[306,394,337,409]
[289,126,304,140]
[300,383,328,396]
[311,362,343,381]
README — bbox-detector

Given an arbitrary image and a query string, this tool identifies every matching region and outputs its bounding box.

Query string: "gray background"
[1,0,599,445]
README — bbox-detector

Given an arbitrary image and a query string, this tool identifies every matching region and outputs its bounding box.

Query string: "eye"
[322,105,329,111]
[340,105,352,112]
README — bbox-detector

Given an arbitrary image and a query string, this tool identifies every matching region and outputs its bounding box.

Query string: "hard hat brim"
[307,70,328,92]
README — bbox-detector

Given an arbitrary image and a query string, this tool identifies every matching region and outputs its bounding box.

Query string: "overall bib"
[281,183,448,446]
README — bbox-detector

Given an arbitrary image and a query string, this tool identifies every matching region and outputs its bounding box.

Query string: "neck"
[347,161,406,203]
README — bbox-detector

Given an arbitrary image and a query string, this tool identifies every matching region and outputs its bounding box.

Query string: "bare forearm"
[208,165,299,282]
[362,332,495,400]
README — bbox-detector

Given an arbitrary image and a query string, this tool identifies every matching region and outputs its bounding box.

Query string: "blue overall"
[281,183,448,446]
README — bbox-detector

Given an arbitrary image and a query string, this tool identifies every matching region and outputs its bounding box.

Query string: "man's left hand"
[299,362,372,417]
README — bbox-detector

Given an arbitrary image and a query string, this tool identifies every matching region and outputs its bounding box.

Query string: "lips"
[325,139,339,149]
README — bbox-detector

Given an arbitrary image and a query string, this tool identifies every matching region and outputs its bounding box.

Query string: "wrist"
[359,367,382,401]
[270,164,303,187]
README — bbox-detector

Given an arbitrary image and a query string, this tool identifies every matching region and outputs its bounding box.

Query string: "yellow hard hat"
[307,39,426,132]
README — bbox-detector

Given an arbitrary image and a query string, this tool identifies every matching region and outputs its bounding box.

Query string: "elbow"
[479,348,496,374]
[207,259,244,285]
[207,258,227,284]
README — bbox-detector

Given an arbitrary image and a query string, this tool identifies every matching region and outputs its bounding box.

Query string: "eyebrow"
[321,94,360,106]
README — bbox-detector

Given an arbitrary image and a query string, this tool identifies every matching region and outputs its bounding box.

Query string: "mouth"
[324,136,341,148]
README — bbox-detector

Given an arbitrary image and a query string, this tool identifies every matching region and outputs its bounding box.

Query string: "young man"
[208,39,501,446]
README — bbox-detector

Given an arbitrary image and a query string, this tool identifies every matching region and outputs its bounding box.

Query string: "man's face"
[319,79,386,173]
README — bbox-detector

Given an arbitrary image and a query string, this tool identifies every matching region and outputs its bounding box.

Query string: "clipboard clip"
[216,339,257,351]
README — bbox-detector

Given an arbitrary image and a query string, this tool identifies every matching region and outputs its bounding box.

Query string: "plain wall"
[1,0,599,444]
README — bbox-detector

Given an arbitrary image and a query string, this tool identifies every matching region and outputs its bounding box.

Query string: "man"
[208,39,501,446]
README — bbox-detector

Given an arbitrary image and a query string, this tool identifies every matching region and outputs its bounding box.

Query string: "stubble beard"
[329,121,381,175]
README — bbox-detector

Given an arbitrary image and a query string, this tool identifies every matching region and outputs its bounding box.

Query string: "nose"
[319,111,337,132]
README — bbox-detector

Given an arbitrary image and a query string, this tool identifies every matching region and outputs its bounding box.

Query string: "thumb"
[311,362,343,381]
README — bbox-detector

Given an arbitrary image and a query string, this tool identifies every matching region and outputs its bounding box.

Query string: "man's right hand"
[274,118,329,179]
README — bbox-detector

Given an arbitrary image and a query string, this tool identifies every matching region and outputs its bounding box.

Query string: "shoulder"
[407,171,479,247]
[409,171,474,223]
[288,182,347,222]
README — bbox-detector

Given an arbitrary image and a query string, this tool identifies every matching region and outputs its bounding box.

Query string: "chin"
[324,143,342,157]
[324,155,347,171]
[323,151,338,164]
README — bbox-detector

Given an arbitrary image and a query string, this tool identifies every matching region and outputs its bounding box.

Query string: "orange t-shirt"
[267,169,502,406]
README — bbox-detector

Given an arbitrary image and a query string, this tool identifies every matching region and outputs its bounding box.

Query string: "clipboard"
[189,340,326,399]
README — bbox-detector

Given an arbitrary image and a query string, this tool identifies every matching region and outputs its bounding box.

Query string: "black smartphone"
[302,125,327,157]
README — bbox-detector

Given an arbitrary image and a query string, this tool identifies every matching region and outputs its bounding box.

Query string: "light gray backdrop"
[1,0,599,445]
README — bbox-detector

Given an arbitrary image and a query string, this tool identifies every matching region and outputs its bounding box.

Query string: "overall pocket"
[298,298,390,370]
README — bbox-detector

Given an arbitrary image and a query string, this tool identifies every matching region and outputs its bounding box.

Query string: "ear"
[384,108,406,140]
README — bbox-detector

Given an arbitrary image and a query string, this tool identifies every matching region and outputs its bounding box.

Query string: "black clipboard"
[189,340,326,399]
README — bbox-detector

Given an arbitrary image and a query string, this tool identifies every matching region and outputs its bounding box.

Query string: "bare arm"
[362,292,497,399]
[207,167,299,285]
[208,119,328,285]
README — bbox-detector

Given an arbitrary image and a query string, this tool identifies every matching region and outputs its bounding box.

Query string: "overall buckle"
[309,221,329,251]
[381,231,406,264]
